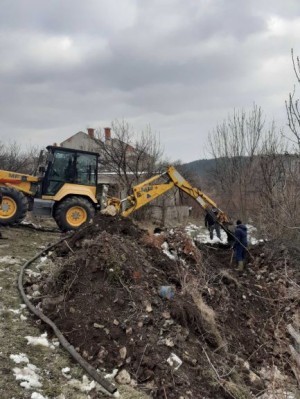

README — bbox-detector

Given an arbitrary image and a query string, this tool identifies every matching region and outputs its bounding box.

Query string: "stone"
[115,369,131,385]
[126,327,133,335]
[119,347,127,360]
[93,323,104,329]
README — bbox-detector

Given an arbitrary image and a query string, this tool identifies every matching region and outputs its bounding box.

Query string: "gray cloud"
[0,0,299,161]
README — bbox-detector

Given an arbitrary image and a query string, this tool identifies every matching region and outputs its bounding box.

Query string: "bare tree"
[208,102,300,241]
[208,104,264,219]
[0,141,40,174]
[286,49,300,151]
[97,120,164,195]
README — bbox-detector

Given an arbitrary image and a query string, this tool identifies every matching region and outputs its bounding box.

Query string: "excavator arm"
[106,166,230,225]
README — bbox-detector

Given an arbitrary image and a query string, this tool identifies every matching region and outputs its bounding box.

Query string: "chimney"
[104,127,111,142]
[87,128,95,138]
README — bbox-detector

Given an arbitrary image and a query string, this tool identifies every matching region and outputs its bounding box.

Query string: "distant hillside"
[181,158,216,177]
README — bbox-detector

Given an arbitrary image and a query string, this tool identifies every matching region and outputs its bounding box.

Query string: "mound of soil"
[30,215,300,398]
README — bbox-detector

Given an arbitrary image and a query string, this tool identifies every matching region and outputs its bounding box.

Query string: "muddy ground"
[1,216,300,399]
[23,215,300,399]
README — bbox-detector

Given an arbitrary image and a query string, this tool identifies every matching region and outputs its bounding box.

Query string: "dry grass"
[190,289,224,349]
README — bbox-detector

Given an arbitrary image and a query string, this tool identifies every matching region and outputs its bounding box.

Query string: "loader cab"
[42,146,99,196]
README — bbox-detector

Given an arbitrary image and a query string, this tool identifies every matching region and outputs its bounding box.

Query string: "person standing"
[233,220,248,271]
[205,208,221,240]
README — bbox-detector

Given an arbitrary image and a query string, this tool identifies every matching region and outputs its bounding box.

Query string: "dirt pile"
[27,216,300,398]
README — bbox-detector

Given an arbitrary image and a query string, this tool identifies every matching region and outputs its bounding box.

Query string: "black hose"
[17,236,117,395]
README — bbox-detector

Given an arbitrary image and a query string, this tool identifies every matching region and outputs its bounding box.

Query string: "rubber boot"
[236,261,244,272]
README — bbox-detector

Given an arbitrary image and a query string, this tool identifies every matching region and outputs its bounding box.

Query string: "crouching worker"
[233,220,248,271]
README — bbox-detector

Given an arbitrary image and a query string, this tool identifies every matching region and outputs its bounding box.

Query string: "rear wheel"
[0,187,29,225]
[54,196,95,231]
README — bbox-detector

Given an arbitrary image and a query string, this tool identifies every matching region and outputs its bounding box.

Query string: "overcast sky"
[0,0,299,162]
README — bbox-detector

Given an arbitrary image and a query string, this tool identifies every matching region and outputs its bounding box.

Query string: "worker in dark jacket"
[233,220,248,271]
[205,208,221,240]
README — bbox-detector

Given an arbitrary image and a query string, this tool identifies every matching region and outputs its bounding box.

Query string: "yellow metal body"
[0,170,39,195]
[42,184,97,203]
[0,170,98,224]
[108,166,229,224]
[0,164,229,228]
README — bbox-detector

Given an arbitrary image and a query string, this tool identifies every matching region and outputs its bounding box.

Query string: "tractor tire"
[54,196,95,231]
[0,187,29,225]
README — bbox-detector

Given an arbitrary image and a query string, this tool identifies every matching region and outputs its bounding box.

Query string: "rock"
[42,295,64,310]
[32,290,41,298]
[167,353,182,370]
[144,301,153,313]
[162,311,171,319]
[126,327,133,335]
[93,323,104,329]
[101,205,117,216]
[115,369,131,385]
[165,338,175,347]
[130,378,138,387]
[119,347,127,359]
[69,307,76,314]
[113,319,119,325]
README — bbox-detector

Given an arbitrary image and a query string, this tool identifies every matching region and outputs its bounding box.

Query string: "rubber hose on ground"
[17,235,117,395]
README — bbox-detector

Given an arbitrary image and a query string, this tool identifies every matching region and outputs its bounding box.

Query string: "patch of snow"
[21,221,40,229]
[185,222,262,245]
[161,242,177,260]
[104,369,119,379]
[20,314,28,321]
[68,375,96,392]
[62,367,71,379]
[25,270,41,278]
[31,392,49,399]
[10,353,29,364]
[25,332,55,349]
[9,308,21,314]
[20,304,27,309]
[0,255,20,265]
[13,363,42,389]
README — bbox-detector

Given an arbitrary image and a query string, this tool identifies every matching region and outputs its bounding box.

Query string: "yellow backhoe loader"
[0,146,229,232]
[0,146,99,231]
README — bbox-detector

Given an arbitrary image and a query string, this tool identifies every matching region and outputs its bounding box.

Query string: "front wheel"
[54,196,95,231]
[0,187,29,225]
